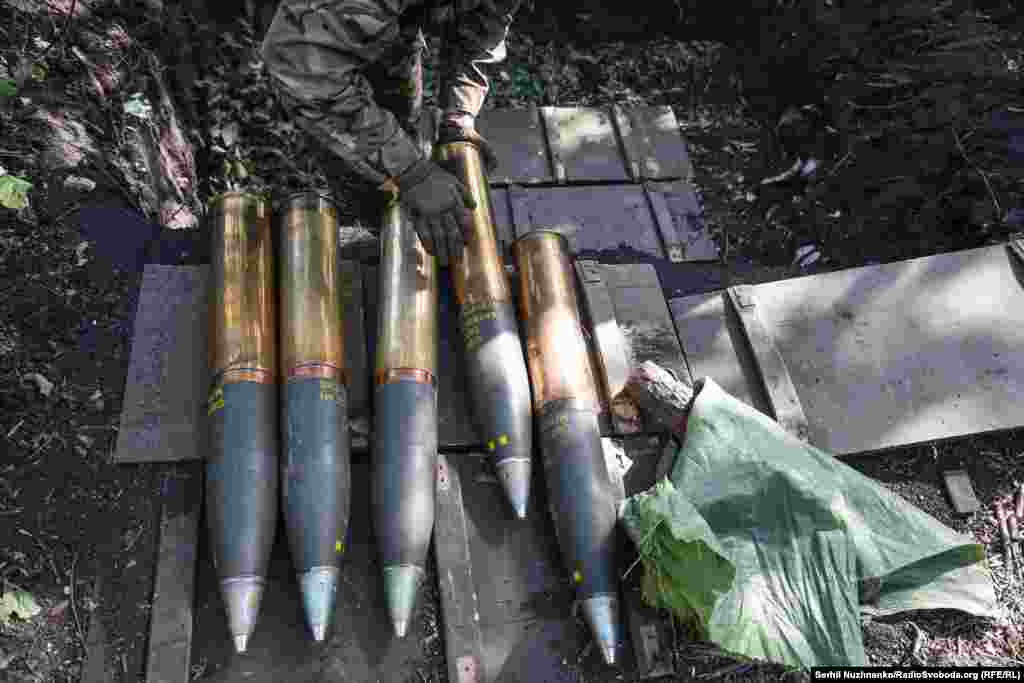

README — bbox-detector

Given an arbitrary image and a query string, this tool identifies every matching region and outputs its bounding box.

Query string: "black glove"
[437,119,498,173]
[394,158,476,266]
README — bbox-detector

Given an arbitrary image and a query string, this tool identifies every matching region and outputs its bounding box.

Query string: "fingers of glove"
[443,212,466,261]
[432,215,451,266]
[416,215,437,256]
[455,180,477,211]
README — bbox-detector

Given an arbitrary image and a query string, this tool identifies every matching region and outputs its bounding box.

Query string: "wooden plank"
[614,436,676,679]
[188,463,438,682]
[80,574,114,683]
[668,292,772,418]
[146,463,201,683]
[645,181,719,263]
[509,185,666,259]
[434,453,486,683]
[575,260,632,434]
[540,106,629,183]
[489,187,514,261]
[726,285,811,442]
[115,264,208,463]
[476,105,553,185]
[437,272,483,449]
[613,105,693,182]
[443,436,674,681]
[338,259,370,453]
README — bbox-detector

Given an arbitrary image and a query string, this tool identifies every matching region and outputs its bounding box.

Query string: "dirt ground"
[1,1,1023,682]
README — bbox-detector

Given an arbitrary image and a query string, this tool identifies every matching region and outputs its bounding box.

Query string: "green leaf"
[31,63,47,81]
[0,79,17,97]
[0,175,32,210]
[0,590,42,626]
[123,93,153,120]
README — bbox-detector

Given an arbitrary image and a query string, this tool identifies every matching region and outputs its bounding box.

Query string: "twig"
[68,551,86,651]
[952,125,1002,219]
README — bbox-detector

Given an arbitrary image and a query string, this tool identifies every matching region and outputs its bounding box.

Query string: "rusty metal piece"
[278,192,345,379]
[208,191,277,383]
[514,230,602,412]
[375,199,439,376]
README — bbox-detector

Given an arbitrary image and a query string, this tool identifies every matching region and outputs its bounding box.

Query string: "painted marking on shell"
[487,440,496,451]
[319,379,339,403]
[498,434,509,446]
[573,569,583,584]
[335,540,345,554]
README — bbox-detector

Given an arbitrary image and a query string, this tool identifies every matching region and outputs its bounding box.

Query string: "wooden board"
[338,259,370,448]
[509,185,666,259]
[576,262,692,434]
[436,436,675,682]
[726,285,810,442]
[613,105,693,183]
[435,453,486,683]
[115,265,209,464]
[476,106,553,186]
[188,463,439,683]
[147,464,201,683]
[541,107,629,183]
[644,181,718,263]
[671,244,1024,456]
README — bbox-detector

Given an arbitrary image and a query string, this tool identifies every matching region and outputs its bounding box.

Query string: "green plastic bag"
[620,377,997,668]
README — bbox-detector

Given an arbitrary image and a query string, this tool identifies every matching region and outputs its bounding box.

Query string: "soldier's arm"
[438,0,523,119]
[261,0,424,186]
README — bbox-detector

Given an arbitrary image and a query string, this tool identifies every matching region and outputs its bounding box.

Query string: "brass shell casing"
[208,192,277,385]
[374,199,438,385]
[433,141,511,306]
[278,192,346,384]
[514,231,602,412]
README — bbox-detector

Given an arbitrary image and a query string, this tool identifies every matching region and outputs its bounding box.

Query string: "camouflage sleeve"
[438,0,523,118]
[261,0,424,186]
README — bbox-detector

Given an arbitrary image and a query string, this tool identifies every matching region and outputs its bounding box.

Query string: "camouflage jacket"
[261,0,521,186]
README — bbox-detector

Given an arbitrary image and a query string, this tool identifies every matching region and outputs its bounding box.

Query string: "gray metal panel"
[115,265,209,463]
[751,244,1024,455]
[645,181,718,263]
[613,105,693,182]
[541,107,629,183]
[509,185,666,259]
[476,106,552,185]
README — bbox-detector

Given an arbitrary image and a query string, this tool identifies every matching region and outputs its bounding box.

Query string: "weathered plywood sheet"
[753,244,1024,455]
[510,185,665,259]
[613,105,693,182]
[541,107,629,183]
[115,265,209,463]
[672,244,1024,455]
[188,463,439,683]
[476,106,552,185]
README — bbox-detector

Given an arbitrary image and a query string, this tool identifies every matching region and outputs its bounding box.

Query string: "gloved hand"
[393,157,477,266]
[437,114,498,173]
